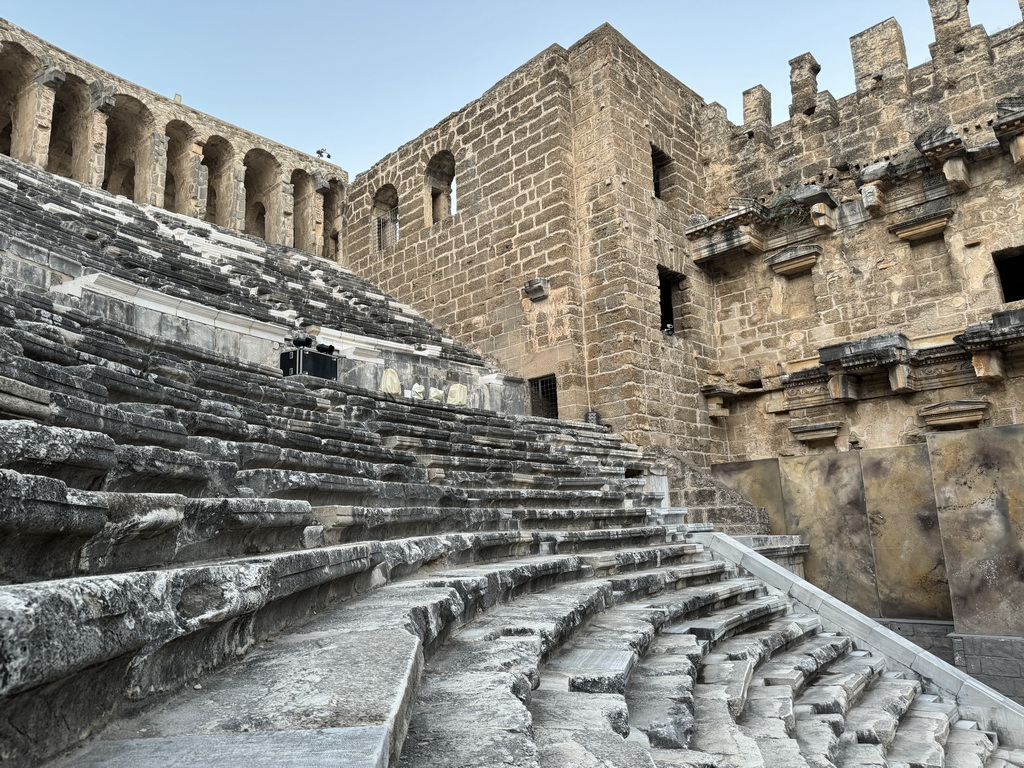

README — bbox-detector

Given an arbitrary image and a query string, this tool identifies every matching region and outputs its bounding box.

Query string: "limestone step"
[885,694,955,768]
[988,747,1024,767]
[840,677,923,752]
[942,722,997,768]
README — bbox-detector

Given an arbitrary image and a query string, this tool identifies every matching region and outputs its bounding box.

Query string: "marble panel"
[927,425,1024,635]
[779,452,880,616]
[710,459,785,534]
[861,445,953,620]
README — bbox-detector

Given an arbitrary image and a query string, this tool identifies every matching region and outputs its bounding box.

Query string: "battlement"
[720,0,1024,208]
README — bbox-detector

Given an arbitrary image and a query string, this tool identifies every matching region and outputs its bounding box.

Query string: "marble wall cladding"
[779,452,881,616]
[927,425,1024,636]
[710,458,785,534]
[861,445,953,620]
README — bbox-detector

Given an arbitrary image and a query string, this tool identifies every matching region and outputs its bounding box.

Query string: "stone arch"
[46,73,90,180]
[201,135,234,227]
[164,119,197,215]
[0,41,38,159]
[290,168,315,253]
[103,93,153,202]
[425,150,456,224]
[243,148,281,242]
[320,178,343,262]
[372,183,399,251]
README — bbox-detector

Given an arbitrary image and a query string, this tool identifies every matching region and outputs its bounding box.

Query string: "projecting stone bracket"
[914,126,972,191]
[685,199,770,263]
[764,244,821,277]
[993,95,1024,171]
[791,185,839,232]
[860,183,885,217]
[918,399,989,429]
[523,277,551,302]
[827,374,859,402]
[788,421,842,445]
[887,209,954,242]
[819,332,916,394]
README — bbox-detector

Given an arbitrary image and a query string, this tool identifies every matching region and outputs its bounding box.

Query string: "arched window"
[243,148,281,241]
[103,95,153,202]
[46,74,90,180]
[319,178,342,262]
[425,150,456,224]
[291,168,315,253]
[164,120,196,215]
[0,42,36,159]
[201,135,233,227]
[372,184,399,251]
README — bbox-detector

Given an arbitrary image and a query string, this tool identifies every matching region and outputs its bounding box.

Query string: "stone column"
[11,66,63,168]
[136,132,168,207]
[79,83,114,189]
[275,179,294,247]
[187,142,208,219]
[226,158,246,232]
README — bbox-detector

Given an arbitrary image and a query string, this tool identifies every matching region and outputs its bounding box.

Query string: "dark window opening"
[994,247,1024,303]
[658,265,685,334]
[529,375,558,419]
[372,184,400,251]
[426,150,456,225]
[652,145,671,200]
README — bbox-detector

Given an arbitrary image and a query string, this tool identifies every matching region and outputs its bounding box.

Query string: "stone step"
[840,677,923,751]
[607,559,733,602]
[690,693,767,768]
[886,694,955,768]
[754,633,853,692]
[796,649,886,717]
[673,594,791,645]
[988,747,1024,767]
[942,723,997,768]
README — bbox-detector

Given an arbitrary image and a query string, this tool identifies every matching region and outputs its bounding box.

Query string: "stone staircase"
[0,154,1022,767]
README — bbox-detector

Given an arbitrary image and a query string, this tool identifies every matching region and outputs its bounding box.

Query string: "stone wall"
[0,18,345,257]
[344,45,592,422]
[692,1,1024,465]
[343,26,723,470]
[713,423,1024,697]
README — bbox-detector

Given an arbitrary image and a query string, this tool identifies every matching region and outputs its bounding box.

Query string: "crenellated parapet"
[718,0,1023,209]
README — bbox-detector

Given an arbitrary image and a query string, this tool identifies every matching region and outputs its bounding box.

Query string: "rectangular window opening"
[994,247,1024,303]
[652,145,672,200]
[529,374,559,419]
[375,209,399,251]
[658,265,685,335]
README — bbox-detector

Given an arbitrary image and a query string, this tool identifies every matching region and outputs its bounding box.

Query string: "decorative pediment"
[918,399,989,429]
[887,209,954,241]
[764,245,821,276]
[788,421,842,444]
[685,199,770,263]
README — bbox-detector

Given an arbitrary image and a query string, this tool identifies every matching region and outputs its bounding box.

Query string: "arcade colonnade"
[0,35,345,259]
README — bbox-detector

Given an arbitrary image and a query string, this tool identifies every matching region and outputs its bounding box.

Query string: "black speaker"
[280,348,338,379]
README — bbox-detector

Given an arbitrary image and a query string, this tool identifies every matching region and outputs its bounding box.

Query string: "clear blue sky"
[2,1,1020,178]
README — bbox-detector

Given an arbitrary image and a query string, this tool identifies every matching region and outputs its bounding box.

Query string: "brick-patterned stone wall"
[953,634,1024,705]
[344,45,592,420]
[565,26,719,467]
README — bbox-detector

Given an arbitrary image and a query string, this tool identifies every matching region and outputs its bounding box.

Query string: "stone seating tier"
[0,155,487,364]
[0,152,1021,766]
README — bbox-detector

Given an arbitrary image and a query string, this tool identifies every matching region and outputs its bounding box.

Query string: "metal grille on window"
[529,375,558,419]
[376,208,399,251]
